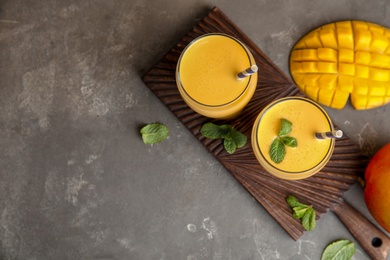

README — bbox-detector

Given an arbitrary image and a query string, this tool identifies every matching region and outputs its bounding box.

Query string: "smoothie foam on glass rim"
[251,97,335,180]
[176,33,258,119]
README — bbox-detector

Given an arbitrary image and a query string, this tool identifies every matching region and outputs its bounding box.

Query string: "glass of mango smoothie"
[176,33,258,119]
[252,97,338,180]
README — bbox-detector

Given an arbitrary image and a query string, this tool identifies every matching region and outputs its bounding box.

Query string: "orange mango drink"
[252,97,335,180]
[176,33,257,119]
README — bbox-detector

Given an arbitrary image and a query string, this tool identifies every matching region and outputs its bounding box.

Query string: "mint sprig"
[321,240,356,260]
[269,118,297,163]
[286,195,316,231]
[279,118,293,135]
[200,123,247,154]
[140,123,169,144]
[269,138,286,163]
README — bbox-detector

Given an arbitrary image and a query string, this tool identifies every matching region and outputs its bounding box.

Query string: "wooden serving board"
[142,6,369,240]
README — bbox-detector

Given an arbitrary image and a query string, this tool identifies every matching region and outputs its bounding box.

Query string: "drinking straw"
[315,130,343,139]
[237,65,258,80]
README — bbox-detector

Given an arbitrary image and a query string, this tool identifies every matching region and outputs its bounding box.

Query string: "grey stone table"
[1,0,389,259]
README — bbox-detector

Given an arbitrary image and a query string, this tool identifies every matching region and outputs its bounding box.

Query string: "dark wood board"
[141,6,369,240]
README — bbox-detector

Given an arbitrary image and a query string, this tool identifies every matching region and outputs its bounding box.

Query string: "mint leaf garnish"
[269,118,297,163]
[270,138,286,164]
[230,128,247,148]
[200,123,230,139]
[279,118,293,136]
[286,195,305,207]
[302,208,316,231]
[321,240,356,260]
[200,123,247,154]
[286,195,316,231]
[281,136,297,147]
[292,206,308,219]
[140,123,169,144]
[224,138,236,154]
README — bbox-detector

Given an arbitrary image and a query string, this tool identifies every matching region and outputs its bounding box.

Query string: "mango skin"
[364,143,390,233]
[290,20,390,110]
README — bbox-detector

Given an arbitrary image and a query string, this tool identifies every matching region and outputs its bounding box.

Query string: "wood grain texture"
[142,6,369,240]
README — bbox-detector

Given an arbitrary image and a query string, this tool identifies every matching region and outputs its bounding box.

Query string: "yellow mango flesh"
[290,20,390,110]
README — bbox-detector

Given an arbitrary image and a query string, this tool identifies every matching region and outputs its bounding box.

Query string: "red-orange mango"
[364,143,390,232]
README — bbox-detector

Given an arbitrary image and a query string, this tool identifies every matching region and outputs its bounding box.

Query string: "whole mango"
[364,143,390,232]
[290,21,390,110]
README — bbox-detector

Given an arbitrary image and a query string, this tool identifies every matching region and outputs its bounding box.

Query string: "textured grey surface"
[1,0,390,259]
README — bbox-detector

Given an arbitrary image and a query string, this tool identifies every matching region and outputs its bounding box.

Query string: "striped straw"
[237,65,258,80]
[315,130,343,140]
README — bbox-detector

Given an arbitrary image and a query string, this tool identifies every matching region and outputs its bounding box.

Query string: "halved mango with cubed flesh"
[290,20,390,110]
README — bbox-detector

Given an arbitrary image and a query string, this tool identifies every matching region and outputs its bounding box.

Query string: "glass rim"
[254,96,335,175]
[176,33,256,108]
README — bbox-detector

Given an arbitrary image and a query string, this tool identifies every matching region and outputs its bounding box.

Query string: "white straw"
[315,130,343,140]
[237,65,258,80]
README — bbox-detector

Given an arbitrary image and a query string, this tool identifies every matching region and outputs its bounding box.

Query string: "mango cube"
[319,28,338,49]
[355,51,371,65]
[317,48,338,62]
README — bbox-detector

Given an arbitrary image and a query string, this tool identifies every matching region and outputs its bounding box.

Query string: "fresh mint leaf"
[281,136,297,147]
[308,208,317,230]
[286,195,308,208]
[302,207,316,231]
[321,240,356,260]
[223,129,233,140]
[286,195,300,207]
[200,123,247,154]
[140,123,169,144]
[269,138,286,163]
[279,118,292,136]
[292,206,308,219]
[200,123,230,139]
[269,118,297,163]
[286,195,316,231]
[230,128,247,148]
[224,138,236,154]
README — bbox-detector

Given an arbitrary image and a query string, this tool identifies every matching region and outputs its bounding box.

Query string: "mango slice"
[290,20,390,110]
